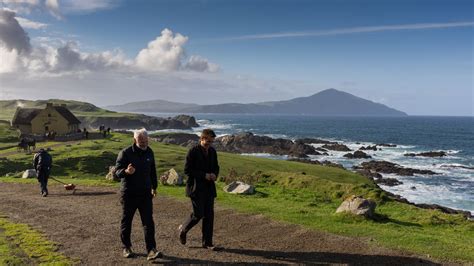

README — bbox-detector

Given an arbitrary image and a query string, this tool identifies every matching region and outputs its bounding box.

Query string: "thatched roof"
[53,106,81,125]
[12,106,81,125]
[11,108,41,125]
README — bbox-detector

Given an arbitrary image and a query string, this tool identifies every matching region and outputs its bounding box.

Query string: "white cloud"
[45,0,60,19]
[16,16,47,29]
[220,21,474,41]
[0,9,31,52]
[135,28,188,72]
[184,55,219,73]
[135,28,218,72]
[0,12,218,75]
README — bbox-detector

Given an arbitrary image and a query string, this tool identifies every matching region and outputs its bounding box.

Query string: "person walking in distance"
[115,129,162,260]
[178,128,220,250]
[33,148,52,197]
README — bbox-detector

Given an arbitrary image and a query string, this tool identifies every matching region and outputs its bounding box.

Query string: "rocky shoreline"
[80,114,199,130]
[149,131,472,219]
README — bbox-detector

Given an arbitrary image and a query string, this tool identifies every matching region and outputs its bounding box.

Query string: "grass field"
[0,127,473,263]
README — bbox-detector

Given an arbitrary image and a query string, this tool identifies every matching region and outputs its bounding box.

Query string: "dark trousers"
[120,194,156,252]
[36,170,49,194]
[182,193,215,246]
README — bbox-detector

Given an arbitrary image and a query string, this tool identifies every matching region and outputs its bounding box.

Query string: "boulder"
[22,169,37,179]
[343,151,372,159]
[160,168,184,186]
[105,166,120,182]
[223,181,255,195]
[336,195,376,218]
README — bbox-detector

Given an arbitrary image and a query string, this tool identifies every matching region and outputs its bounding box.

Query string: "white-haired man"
[115,129,162,261]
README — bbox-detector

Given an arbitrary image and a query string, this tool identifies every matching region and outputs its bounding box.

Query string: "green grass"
[0,216,74,265]
[0,132,473,263]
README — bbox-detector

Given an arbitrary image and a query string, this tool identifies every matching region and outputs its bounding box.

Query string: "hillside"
[0,99,199,130]
[108,89,407,116]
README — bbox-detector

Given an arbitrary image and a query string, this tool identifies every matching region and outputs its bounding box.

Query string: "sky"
[0,0,472,116]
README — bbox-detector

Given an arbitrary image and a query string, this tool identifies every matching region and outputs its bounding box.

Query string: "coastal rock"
[404,151,447,157]
[321,143,351,152]
[152,133,199,147]
[214,132,320,158]
[377,143,397,147]
[288,158,345,169]
[80,114,200,130]
[160,168,184,186]
[359,145,377,151]
[344,151,372,159]
[336,195,376,218]
[355,169,382,179]
[440,164,474,170]
[105,166,120,182]
[375,177,403,186]
[172,115,199,127]
[223,181,255,195]
[354,160,437,176]
[22,169,37,179]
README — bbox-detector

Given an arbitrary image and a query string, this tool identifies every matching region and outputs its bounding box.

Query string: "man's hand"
[151,189,157,197]
[125,163,135,175]
[206,173,217,181]
[210,173,217,181]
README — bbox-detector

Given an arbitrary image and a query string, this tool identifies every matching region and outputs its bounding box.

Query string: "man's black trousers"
[36,170,49,194]
[120,193,156,252]
[182,194,215,246]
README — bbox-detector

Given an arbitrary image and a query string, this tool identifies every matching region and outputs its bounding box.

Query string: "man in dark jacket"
[33,148,52,197]
[115,129,162,261]
[178,128,219,250]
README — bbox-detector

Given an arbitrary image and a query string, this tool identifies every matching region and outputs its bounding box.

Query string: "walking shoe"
[41,192,48,197]
[202,245,218,251]
[122,247,134,258]
[147,248,163,261]
[178,225,186,245]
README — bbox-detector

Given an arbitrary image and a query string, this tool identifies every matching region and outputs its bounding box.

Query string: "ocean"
[147,113,474,214]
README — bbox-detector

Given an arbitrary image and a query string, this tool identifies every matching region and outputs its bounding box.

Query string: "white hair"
[133,128,148,139]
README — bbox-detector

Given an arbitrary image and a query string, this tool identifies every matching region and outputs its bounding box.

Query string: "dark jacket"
[33,150,52,172]
[115,144,158,196]
[185,145,219,198]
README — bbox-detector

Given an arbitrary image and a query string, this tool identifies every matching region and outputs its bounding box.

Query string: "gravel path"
[0,183,440,265]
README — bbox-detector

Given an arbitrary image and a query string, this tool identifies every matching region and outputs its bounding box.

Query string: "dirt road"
[0,183,440,265]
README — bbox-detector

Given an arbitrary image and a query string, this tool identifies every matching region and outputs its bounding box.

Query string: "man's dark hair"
[201,128,216,139]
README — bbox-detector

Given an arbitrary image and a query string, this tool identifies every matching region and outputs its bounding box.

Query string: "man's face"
[200,136,214,149]
[134,134,148,150]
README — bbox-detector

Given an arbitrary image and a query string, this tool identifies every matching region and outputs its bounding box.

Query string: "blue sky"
[0,0,472,115]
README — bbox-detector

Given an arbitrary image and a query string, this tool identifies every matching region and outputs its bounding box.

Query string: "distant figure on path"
[115,128,162,261]
[33,148,52,197]
[178,128,220,250]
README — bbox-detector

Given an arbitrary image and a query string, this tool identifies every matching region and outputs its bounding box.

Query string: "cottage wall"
[31,105,71,134]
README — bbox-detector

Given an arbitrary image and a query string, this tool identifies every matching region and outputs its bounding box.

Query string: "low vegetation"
[0,132,472,263]
[0,216,73,265]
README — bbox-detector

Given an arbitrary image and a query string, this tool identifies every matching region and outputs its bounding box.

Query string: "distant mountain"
[106,99,199,113]
[107,89,408,116]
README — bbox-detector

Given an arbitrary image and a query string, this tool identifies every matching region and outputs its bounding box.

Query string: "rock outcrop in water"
[321,143,352,152]
[213,132,320,158]
[344,151,372,159]
[354,160,437,176]
[288,158,345,169]
[151,133,199,147]
[404,151,447,157]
